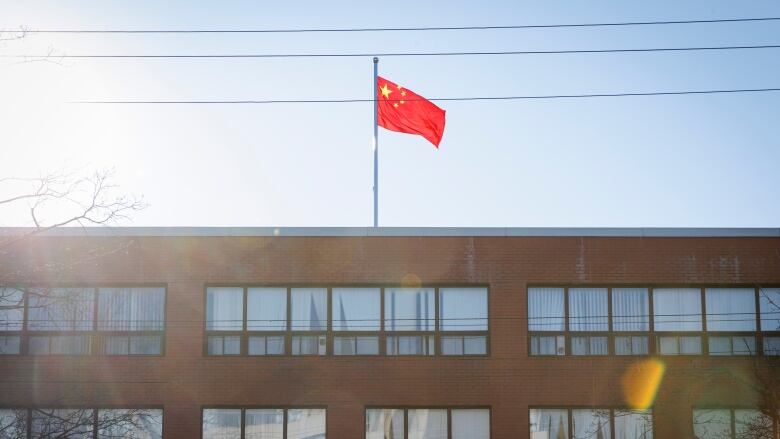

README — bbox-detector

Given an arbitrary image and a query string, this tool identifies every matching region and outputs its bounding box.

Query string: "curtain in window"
[206,288,243,331]
[569,288,608,331]
[693,409,730,439]
[28,288,95,331]
[245,409,284,439]
[286,409,326,439]
[291,288,327,331]
[0,288,24,331]
[530,409,568,439]
[614,410,653,439]
[332,288,380,331]
[366,409,404,439]
[32,409,95,439]
[528,288,565,332]
[408,409,447,439]
[247,288,287,331]
[203,409,241,439]
[451,409,489,439]
[759,288,780,331]
[439,288,488,331]
[97,409,163,439]
[384,288,435,331]
[653,288,701,331]
[572,409,611,439]
[612,288,649,331]
[98,287,165,331]
[705,288,756,331]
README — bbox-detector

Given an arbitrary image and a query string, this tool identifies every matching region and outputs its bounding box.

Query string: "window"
[706,289,756,332]
[9,408,163,439]
[333,288,380,356]
[367,408,489,439]
[693,408,776,439]
[439,288,488,355]
[613,288,650,355]
[0,286,165,356]
[759,288,780,331]
[531,408,652,439]
[203,408,325,439]
[205,285,488,357]
[528,288,565,356]
[653,288,702,355]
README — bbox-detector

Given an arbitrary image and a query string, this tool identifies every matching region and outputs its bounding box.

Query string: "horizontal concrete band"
[1,227,779,238]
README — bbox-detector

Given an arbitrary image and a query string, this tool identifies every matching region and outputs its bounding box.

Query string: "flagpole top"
[373,57,378,63]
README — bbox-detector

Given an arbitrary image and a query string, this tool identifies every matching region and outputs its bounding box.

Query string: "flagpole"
[373,56,379,228]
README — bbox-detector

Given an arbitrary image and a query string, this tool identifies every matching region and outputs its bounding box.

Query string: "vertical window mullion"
[22,288,30,356]
[241,408,246,439]
[755,287,764,356]
[242,287,248,356]
[648,288,655,355]
[610,408,616,439]
[286,287,292,356]
[564,287,570,355]
[404,409,409,439]
[26,408,32,439]
[567,408,573,439]
[327,287,332,356]
[92,288,99,356]
[447,408,452,439]
[607,287,613,355]
[434,287,440,355]
[380,287,386,355]
[731,408,736,439]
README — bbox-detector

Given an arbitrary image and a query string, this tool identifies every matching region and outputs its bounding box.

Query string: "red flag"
[377,76,446,148]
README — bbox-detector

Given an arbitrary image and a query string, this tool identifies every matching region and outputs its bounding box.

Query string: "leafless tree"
[0,407,163,438]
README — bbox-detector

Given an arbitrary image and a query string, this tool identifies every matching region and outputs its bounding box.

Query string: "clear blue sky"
[1,1,779,227]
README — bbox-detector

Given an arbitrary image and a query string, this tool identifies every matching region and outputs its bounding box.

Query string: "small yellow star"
[380,84,393,99]
[401,91,407,97]
[393,103,399,108]
[400,100,405,104]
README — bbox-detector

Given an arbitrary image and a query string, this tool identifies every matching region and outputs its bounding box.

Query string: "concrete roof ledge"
[0,227,779,238]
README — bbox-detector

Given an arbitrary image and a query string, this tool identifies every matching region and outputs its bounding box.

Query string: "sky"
[1,1,779,228]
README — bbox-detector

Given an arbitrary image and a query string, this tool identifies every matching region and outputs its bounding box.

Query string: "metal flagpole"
[373,57,379,228]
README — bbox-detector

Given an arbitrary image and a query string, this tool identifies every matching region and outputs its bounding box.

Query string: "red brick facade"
[1,230,779,438]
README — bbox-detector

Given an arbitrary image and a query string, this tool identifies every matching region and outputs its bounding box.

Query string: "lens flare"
[621,359,665,409]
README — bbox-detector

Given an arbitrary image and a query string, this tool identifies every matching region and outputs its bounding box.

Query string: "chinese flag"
[377,76,446,148]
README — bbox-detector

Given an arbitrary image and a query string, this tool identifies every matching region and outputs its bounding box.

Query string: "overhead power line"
[7,44,780,59]
[20,17,780,34]
[68,87,780,105]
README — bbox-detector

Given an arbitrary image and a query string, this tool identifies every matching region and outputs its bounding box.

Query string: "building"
[1,227,779,439]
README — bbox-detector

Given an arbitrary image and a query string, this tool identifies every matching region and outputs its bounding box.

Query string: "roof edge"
[1,227,779,238]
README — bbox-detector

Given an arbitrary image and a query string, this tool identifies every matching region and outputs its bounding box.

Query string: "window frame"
[0,406,164,439]
[203,284,490,357]
[364,406,491,439]
[201,405,327,439]
[691,406,779,439]
[527,284,780,357]
[0,284,167,357]
[529,406,654,439]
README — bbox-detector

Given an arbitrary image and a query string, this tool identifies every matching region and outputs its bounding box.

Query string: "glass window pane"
[130,335,163,355]
[528,288,564,332]
[530,335,565,356]
[569,288,608,331]
[0,336,21,355]
[530,409,568,439]
[32,409,95,439]
[708,336,731,356]
[735,409,773,439]
[206,287,244,331]
[572,336,608,356]
[451,409,489,439]
[615,336,648,356]
[97,409,163,439]
[247,287,287,331]
[292,335,326,355]
[693,409,731,439]
[572,409,611,439]
[104,336,130,355]
[384,288,434,331]
[441,336,463,355]
[28,288,95,331]
[759,288,780,331]
[764,337,780,356]
[613,288,649,331]
[334,336,378,355]
[333,288,380,331]
[680,336,702,355]
[408,409,447,439]
[0,409,27,439]
[706,288,756,331]
[98,287,165,331]
[203,409,241,439]
[29,335,91,355]
[0,288,24,331]
[249,336,285,355]
[386,336,434,356]
[464,335,488,355]
[439,287,488,331]
[287,408,326,439]
[614,409,653,439]
[653,288,702,331]
[245,409,284,439]
[207,336,241,355]
[366,409,404,439]
[291,288,327,331]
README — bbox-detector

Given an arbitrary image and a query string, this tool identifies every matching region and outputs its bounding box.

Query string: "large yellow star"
[379,84,393,99]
